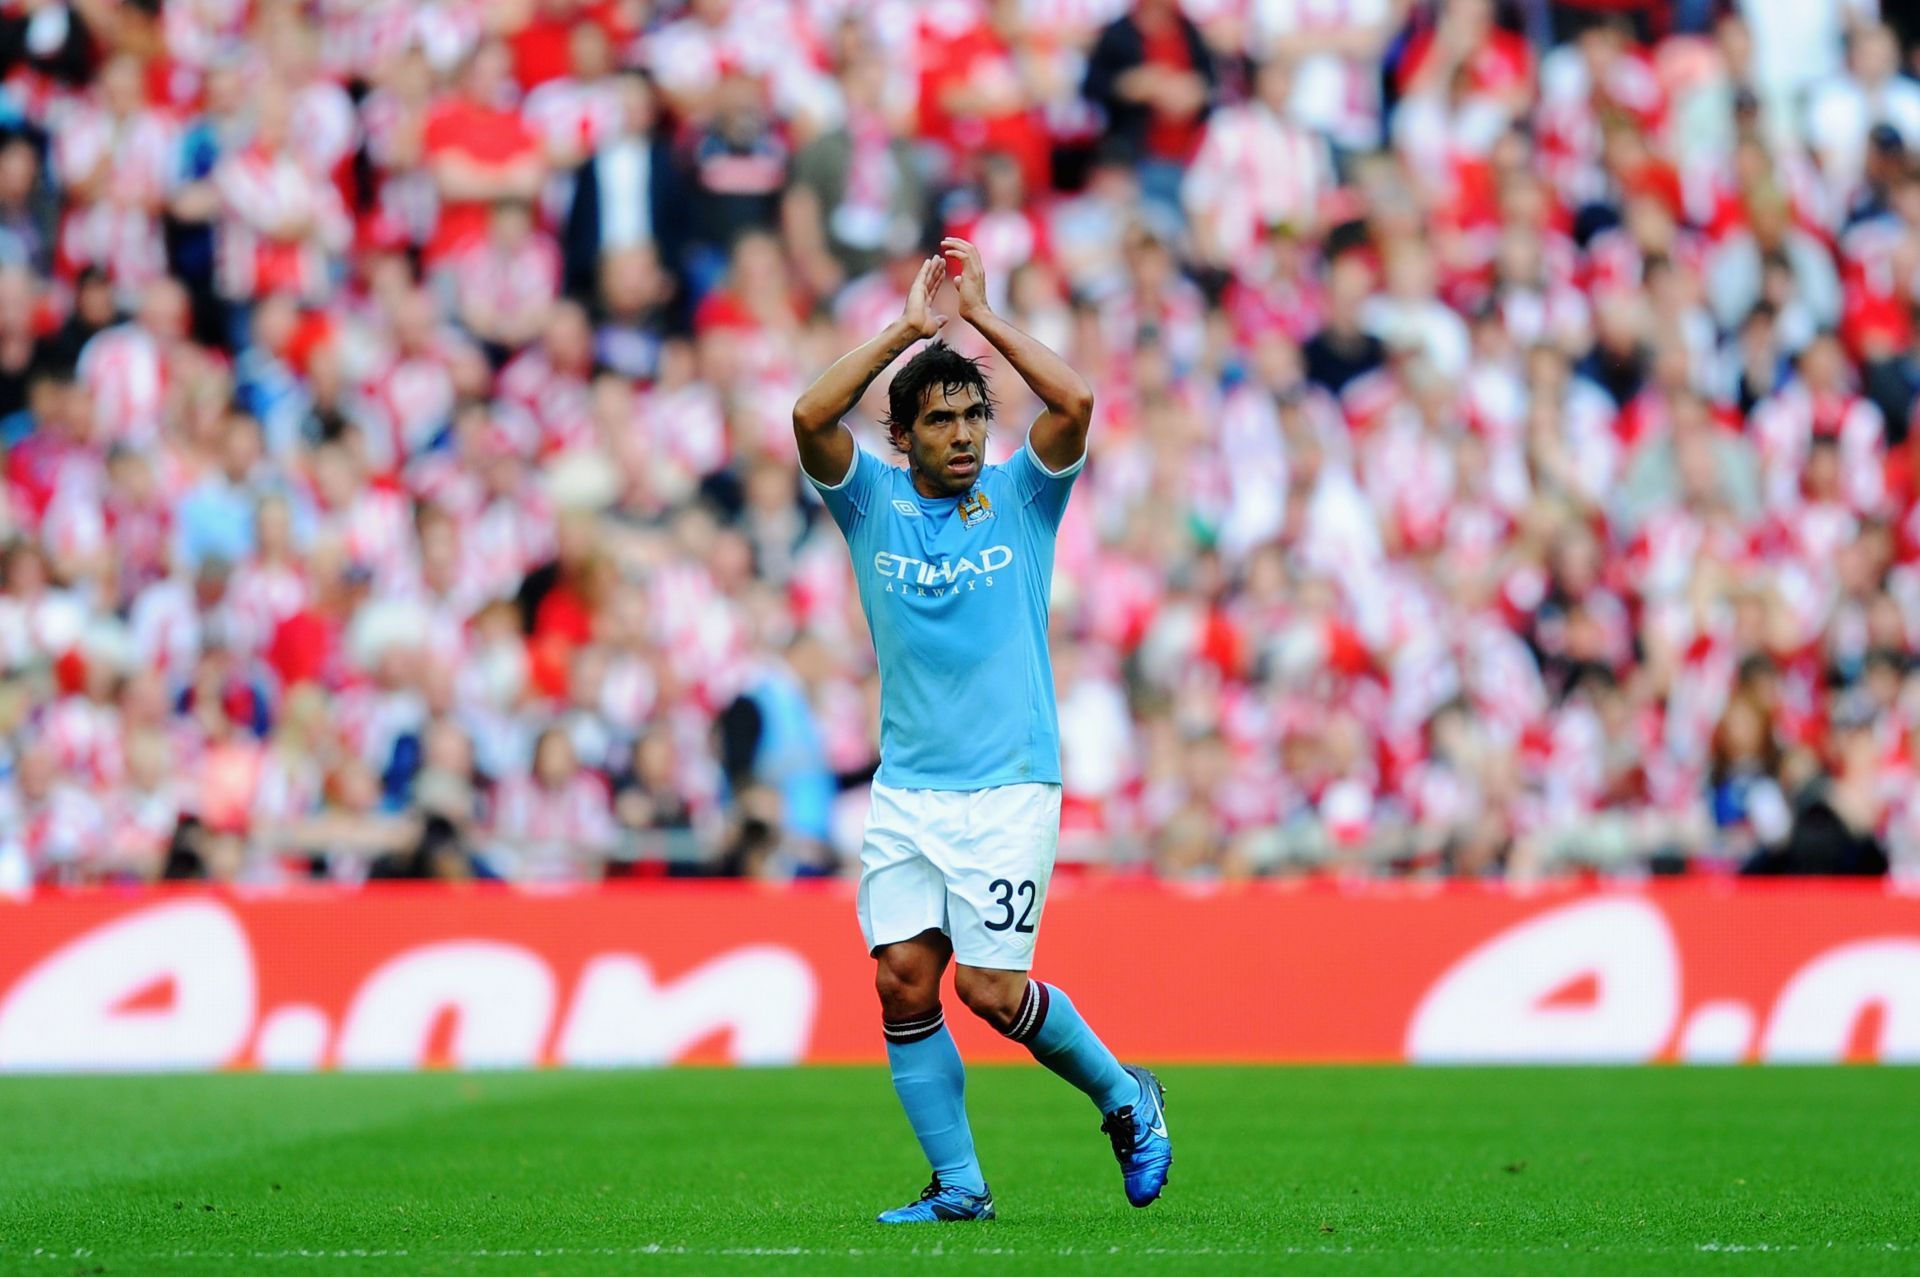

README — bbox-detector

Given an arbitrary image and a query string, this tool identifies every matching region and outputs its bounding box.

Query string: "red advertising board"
[0,881,1915,1070]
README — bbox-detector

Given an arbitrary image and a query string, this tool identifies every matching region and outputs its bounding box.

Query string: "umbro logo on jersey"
[891,500,922,517]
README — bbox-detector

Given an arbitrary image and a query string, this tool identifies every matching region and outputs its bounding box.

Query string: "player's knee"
[874,959,939,1021]
[953,969,1026,1034]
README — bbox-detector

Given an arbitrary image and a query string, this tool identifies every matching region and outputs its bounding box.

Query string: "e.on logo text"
[1406,898,1920,1064]
[0,886,1914,1069]
[0,901,818,1072]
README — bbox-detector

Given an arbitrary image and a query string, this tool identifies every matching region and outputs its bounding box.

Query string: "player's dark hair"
[883,341,995,454]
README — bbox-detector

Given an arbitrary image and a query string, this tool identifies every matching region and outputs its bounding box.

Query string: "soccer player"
[792,238,1172,1223]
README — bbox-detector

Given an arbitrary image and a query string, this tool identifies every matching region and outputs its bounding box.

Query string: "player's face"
[908,384,990,497]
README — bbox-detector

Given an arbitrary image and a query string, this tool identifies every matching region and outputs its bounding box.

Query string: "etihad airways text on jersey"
[871,546,1014,592]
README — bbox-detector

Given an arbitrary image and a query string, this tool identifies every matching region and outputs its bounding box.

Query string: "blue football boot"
[875,1176,997,1224]
[1101,1065,1172,1207]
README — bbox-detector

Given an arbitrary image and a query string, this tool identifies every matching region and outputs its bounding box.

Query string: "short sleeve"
[805,440,881,534]
[1002,436,1085,529]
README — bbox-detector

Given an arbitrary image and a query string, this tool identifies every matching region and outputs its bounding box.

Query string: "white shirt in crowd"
[1252,0,1396,152]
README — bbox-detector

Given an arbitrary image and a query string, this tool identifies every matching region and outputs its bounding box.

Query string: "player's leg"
[942,783,1132,1112]
[952,965,1131,1112]
[858,784,993,1223]
[944,783,1173,1206]
[874,931,990,1202]
[952,963,1170,1204]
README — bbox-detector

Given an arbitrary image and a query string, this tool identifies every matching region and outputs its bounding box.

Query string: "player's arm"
[941,237,1094,473]
[792,256,949,485]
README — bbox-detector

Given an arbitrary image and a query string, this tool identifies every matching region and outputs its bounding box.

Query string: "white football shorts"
[855,780,1062,971]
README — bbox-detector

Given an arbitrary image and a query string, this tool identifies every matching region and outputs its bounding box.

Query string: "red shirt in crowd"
[421,99,541,261]
[529,577,596,700]
[505,1,639,93]
[1396,26,1534,100]
[508,18,577,91]
[268,608,343,690]
[916,19,1049,190]
[1141,18,1203,163]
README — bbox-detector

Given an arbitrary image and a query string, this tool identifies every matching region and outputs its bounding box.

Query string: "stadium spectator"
[2,0,1920,891]
[590,246,675,380]
[785,49,928,298]
[56,54,178,305]
[423,39,546,263]
[77,275,190,450]
[1182,56,1331,274]
[613,726,699,868]
[451,198,562,357]
[490,725,617,880]
[917,0,1052,194]
[0,132,56,280]
[717,632,836,859]
[212,84,351,320]
[562,69,687,301]
[685,69,791,277]
[1083,0,1216,217]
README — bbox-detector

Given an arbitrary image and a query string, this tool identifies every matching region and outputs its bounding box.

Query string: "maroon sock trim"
[883,1005,945,1045]
[1004,981,1051,1044]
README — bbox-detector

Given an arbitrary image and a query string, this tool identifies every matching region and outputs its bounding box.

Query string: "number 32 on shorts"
[984,878,1038,932]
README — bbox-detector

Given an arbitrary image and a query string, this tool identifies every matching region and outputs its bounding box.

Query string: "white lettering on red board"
[0,902,819,1071]
[1408,898,1920,1064]
[556,948,816,1067]
[1759,939,1920,1063]
[1,897,1914,1069]
[337,941,559,1069]
[1406,898,1681,1063]
[0,901,255,1071]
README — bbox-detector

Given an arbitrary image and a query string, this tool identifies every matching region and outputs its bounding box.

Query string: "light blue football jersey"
[808,436,1083,791]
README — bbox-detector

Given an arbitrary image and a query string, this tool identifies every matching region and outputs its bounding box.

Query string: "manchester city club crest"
[959,487,994,529]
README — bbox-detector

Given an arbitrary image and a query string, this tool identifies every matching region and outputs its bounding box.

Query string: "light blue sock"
[884,1007,986,1194]
[1009,981,1137,1115]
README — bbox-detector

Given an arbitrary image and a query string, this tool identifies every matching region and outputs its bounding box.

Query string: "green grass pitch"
[2,1066,1917,1276]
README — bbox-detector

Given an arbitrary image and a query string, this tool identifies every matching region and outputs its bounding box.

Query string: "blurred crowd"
[3,0,1920,888]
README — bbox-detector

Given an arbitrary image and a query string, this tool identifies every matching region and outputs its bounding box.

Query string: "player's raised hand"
[902,256,950,341]
[941,237,989,320]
